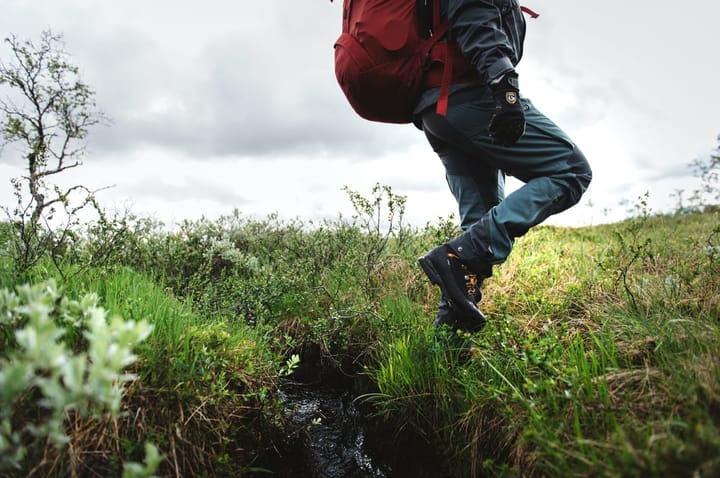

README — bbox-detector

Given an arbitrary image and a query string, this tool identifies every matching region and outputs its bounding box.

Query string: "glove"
[488,71,526,146]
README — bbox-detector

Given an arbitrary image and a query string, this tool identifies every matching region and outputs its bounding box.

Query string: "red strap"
[433,0,441,31]
[433,3,537,116]
[432,1,450,116]
[521,6,540,18]
[436,44,452,116]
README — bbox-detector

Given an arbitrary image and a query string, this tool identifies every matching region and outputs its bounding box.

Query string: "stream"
[254,369,444,478]
[275,381,389,478]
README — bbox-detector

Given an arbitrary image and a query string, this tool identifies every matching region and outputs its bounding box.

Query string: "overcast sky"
[1,0,719,229]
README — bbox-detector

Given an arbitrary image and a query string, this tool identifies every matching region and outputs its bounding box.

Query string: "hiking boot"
[433,289,485,332]
[418,244,487,325]
[433,297,457,329]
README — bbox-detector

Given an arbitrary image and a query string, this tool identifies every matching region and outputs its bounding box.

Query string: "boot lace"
[465,270,478,298]
[448,253,478,299]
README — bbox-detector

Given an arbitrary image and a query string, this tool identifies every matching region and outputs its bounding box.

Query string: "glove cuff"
[490,71,520,106]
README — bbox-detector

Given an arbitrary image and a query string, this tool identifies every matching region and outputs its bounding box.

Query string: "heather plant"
[343,183,408,297]
[608,192,654,311]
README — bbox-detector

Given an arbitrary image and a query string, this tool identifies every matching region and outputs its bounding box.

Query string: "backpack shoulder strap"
[429,0,452,115]
[432,2,539,115]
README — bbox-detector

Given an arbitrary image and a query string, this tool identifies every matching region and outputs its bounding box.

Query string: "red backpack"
[333,0,537,124]
[333,0,478,124]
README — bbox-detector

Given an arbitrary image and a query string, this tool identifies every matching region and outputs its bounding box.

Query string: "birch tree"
[0,30,107,271]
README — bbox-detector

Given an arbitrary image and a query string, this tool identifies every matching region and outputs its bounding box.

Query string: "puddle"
[275,381,389,478]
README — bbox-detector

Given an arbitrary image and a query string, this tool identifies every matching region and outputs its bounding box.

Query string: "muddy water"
[261,379,444,478]
[277,382,389,478]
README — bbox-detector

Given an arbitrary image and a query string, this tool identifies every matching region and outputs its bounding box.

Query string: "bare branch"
[1,30,110,272]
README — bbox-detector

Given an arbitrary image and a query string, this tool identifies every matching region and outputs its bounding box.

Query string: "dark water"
[260,379,444,478]
[276,382,389,478]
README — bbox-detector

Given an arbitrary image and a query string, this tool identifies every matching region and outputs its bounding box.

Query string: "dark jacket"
[448,0,526,82]
[414,0,527,116]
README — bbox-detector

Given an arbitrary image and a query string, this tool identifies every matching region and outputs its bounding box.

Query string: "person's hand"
[488,71,526,146]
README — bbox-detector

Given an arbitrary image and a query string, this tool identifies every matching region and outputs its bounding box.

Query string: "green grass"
[1,208,718,477]
[0,264,285,476]
[364,210,720,477]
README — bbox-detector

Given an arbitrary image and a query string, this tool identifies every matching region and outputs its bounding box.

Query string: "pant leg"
[423,120,501,330]
[423,127,505,231]
[421,92,592,270]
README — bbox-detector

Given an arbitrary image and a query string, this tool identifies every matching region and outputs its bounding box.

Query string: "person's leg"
[424,120,505,229]
[423,125,499,334]
[422,93,592,273]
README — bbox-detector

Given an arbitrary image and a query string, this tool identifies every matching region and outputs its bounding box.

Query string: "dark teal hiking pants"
[421,90,592,272]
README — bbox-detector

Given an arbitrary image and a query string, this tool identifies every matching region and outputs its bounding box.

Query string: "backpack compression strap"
[521,6,539,18]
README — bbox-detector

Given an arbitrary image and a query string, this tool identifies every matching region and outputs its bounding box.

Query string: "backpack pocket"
[334,33,424,124]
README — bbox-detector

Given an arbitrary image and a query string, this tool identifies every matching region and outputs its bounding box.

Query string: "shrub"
[0,279,159,476]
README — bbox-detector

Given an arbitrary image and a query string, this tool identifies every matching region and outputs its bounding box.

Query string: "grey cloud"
[85,37,422,160]
[122,175,249,205]
[383,177,448,194]
[633,153,694,183]
[61,4,423,161]
[0,0,420,162]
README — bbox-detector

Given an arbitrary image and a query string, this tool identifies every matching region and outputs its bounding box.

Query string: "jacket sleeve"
[447,0,524,83]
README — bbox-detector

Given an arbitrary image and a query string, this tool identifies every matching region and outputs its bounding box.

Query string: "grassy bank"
[368,210,720,477]
[1,202,719,476]
[0,263,286,476]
